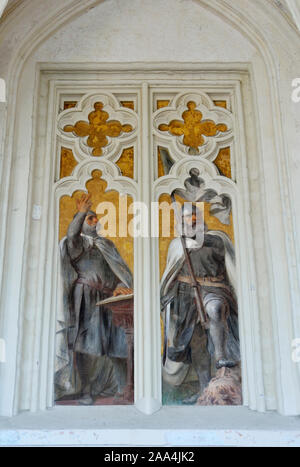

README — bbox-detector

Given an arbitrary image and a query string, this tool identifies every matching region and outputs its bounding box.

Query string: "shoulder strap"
[66,242,87,268]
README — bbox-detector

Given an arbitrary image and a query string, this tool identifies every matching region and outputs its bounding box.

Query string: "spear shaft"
[171,193,209,328]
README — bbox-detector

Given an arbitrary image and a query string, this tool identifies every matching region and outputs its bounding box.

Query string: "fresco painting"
[55,172,134,406]
[160,168,242,406]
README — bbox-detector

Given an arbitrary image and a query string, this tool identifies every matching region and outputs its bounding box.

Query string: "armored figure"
[161,204,240,403]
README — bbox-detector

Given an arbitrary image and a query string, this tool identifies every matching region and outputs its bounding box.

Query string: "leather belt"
[76,278,112,295]
[177,274,229,290]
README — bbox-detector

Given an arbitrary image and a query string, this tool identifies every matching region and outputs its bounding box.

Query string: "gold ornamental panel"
[63,102,133,157]
[158,101,228,151]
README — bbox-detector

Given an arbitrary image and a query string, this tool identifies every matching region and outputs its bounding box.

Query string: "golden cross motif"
[158,101,228,151]
[63,102,133,156]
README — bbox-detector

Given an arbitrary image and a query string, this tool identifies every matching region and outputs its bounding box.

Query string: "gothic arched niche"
[153,89,240,407]
[0,0,299,419]
[54,90,138,406]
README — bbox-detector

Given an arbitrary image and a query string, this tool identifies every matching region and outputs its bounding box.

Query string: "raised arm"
[67,194,92,260]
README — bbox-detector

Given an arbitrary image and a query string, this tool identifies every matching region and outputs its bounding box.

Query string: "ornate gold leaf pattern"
[158,101,228,150]
[212,102,232,178]
[63,102,133,157]
[157,148,165,178]
[214,147,232,179]
[213,100,227,109]
[116,147,134,179]
[64,101,78,110]
[157,100,170,110]
[60,147,78,179]
[59,170,134,273]
[120,101,135,110]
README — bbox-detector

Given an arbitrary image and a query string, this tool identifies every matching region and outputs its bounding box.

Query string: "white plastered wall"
[0,0,299,417]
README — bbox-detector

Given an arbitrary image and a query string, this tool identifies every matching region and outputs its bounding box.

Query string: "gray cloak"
[161,230,240,386]
[55,233,133,399]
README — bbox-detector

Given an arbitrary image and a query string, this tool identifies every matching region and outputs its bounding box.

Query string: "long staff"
[163,194,209,365]
[171,193,209,328]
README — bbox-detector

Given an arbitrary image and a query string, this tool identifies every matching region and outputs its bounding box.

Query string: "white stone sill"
[0,406,300,446]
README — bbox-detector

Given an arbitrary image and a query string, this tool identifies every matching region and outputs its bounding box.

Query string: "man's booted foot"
[78,394,94,406]
[182,392,202,405]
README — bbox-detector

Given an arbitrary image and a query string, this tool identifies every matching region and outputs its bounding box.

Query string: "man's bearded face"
[82,213,98,237]
[182,209,204,239]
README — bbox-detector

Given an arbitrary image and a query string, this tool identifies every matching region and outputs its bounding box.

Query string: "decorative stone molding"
[55,159,138,200]
[0,0,9,19]
[286,0,300,30]
[154,157,233,200]
[57,92,137,160]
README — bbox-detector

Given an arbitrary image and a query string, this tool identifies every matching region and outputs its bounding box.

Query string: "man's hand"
[113,287,133,297]
[76,193,92,213]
